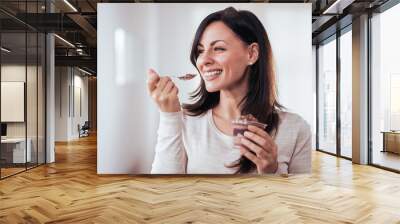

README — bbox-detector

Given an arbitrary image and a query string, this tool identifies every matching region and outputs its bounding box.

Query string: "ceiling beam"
[55,55,96,70]
[67,13,97,39]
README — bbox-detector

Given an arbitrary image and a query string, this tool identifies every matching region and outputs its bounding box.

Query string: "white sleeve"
[151,111,187,174]
[288,119,312,174]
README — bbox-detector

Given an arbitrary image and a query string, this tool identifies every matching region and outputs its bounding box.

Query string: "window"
[371,3,400,171]
[0,1,47,179]
[340,29,352,158]
[318,37,337,154]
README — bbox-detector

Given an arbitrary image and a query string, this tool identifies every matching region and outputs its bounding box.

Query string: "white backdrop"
[97,3,313,174]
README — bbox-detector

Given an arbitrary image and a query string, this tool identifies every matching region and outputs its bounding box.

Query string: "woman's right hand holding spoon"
[147,69,181,113]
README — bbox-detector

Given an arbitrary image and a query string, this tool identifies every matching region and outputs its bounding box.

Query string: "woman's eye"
[215,47,225,51]
[197,49,204,54]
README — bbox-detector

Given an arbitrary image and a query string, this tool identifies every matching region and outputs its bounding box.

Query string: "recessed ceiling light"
[1,47,11,53]
[78,67,93,76]
[54,34,75,48]
[63,0,78,12]
[323,0,355,15]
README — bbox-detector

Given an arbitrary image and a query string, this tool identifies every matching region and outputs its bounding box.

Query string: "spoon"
[172,73,198,80]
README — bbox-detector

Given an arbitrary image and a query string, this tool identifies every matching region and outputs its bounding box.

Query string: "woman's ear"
[247,43,259,65]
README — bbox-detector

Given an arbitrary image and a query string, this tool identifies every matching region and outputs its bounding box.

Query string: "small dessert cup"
[232,116,267,148]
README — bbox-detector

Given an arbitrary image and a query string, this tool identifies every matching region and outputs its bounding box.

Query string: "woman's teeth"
[204,70,222,78]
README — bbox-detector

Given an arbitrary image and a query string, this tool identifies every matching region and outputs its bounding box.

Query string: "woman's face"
[196,21,256,93]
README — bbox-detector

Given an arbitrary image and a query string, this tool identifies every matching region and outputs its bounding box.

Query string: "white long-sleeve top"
[151,109,311,174]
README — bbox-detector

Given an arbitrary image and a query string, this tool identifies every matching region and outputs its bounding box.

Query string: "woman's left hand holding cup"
[238,125,278,174]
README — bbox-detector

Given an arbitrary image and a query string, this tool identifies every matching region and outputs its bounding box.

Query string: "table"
[1,138,32,164]
[381,131,400,154]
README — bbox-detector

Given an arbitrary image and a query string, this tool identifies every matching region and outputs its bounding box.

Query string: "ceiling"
[0,0,393,75]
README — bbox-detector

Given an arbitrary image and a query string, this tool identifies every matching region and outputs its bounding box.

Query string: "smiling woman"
[147,7,311,175]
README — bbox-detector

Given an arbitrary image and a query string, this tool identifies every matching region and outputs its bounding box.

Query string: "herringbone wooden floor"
[1,134,400,224]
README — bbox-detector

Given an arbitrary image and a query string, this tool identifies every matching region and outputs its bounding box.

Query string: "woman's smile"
[202,69,223,81]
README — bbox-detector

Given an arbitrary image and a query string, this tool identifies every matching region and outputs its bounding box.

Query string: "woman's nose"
[197,51,214,67]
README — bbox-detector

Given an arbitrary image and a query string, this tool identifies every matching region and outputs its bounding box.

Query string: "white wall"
[55,67,89,141]
[1,66,26,128]
[72,72,89,138]
[55,67,68,141]
[98,3,313,174]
